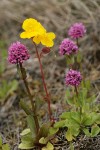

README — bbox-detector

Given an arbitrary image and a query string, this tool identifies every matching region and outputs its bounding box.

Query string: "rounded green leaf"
[2,144,10,150]
[42,142,54,150]
[91,125,100,137]
[20,128,31,136]
[39,137,47,144]
[18,143,34,149]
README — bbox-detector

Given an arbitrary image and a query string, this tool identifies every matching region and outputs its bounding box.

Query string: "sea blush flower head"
[68,23,86,39]
[20,18,56,47]
[59,38,78,55]
[65,69,82,86]
[8,41,30,64]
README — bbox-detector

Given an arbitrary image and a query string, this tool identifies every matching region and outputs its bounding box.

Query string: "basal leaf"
[2,144,10,150]
[60,112,71,119]
[65,129,74,141]
[91,125,100,137]
[18,142,34,149]
[27,115,36,137]
[20,128,31,136]
[39,137,47,144]
[83,128,91,137]
[42,142,54,150]
[49,127,59,136]
[0,136,2,147]
[37,123,50,139]
[54,120,65,128]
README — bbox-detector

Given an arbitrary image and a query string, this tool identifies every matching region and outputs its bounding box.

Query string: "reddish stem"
[33,42,52,121]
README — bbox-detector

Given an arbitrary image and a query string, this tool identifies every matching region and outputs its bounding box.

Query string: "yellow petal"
[41,37,54,47]
[46,32,56,39]
[40,33,55,47]
[20,32,29,39]
[20,31,35,39]
[22,18,38,31]
[33,36,41,44]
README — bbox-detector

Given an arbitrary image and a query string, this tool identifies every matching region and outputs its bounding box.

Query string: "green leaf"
[82,112,100,126]
[81,113,92,126]
[60,112,80,125]
[67,57,72,65]
[65,89,75,106]
[42,142,54,150]
[91,125,100,137]
[39,137,47,144]
[71,112,81,124]
[83,128,91,137]
[0,80,17,101]
[20,128,31,136]
[21,133,34,144]
[85,80,91,90]
[60,112,71,119]
[8,80,18,94]
[54,120,65,128]
[65,129,74,141]
[49,127,59,136]
[91,112,100,124]
[37,123,50,139]
[19,99,32,115]
[2,144,10,150]
[77,51,82,63]
[71,127,80,137]
[18,142,34,149]
[27,115,36,137]
[78,88,87,107]
[0,136,2,147]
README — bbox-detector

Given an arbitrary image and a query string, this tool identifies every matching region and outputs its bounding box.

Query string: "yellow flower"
[20,18,56,47]
[33,32,56,47]
[20,18,46,39]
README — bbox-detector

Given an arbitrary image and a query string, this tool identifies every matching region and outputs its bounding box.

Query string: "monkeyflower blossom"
[59,38,78,55]
[20,18,56,47]
[65,69,82,86]
[68,23,86,39]
[8,41,30,64]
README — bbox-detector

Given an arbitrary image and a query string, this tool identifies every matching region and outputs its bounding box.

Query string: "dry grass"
[0,0,100,78]
[0,0,100,46]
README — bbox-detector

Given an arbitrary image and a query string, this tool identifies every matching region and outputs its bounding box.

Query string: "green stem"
[75,85,78,97]
[70,141,74,150]
[75,86,82,118]
[19,63,39,134]
[76,38,79,47]
[33,42,52,121]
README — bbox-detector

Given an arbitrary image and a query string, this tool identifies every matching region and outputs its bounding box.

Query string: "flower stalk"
[33,42,52,121]
[74,85,82,119]
[18,63,39,134]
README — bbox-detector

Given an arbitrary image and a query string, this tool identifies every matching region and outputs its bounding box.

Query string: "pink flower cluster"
[8,41,30,64]
[59,38,78,55]
[65,69,82,86]
[68,23,86,39]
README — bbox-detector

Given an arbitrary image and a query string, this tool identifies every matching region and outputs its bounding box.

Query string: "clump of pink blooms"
[68,23,86,39]
[59,38,78,55]
[59,22,86,87]
[65,69,82,87]
[8,41,30,64]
